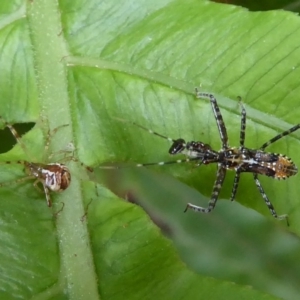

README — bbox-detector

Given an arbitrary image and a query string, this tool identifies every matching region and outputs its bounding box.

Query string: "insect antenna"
[113,117,183,145]
[100,157,201,169]
[99,117,204,169]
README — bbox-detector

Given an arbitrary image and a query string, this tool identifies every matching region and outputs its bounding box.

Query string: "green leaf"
[64,1,300,226]
[0,0,299,299]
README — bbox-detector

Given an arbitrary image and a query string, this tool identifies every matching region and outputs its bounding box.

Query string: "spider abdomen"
[41,163,71,192]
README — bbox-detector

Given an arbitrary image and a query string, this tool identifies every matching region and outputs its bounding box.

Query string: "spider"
[0,117,71,207]
[103,90,299,225]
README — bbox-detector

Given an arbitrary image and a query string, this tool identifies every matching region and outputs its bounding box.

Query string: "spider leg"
[33,179,44,193]
[53,202,65,218]
[195,88,228,148]
[33,179,52,207]
[253,174,289,226]
[184,164,226,213]
[0,116,28,153]
[0,175,35,188]
[230,169,241,201]
[260,124,300,150]
[45,124,69,151]
[81,198,93,222]
[42,183,52,207]
[46,124,69,160]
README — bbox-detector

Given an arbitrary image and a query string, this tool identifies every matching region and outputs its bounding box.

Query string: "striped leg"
[0,116,28,153]
[195,89,228,148]
[228,101,246,201]
[230,169,241,201]
[260,124,300,150]
[33,179,52,207]
[239,101,246,147]
[253,174,289,225]
[184,164,226,213]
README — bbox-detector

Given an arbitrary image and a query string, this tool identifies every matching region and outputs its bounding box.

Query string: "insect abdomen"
[254,152,298,179]
[272,155,297,179]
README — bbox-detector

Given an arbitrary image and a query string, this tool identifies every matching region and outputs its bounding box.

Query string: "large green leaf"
[0,0,300,299]
[65,0,300,226]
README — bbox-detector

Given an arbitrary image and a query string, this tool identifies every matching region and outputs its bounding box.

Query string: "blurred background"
[94,166,300,300]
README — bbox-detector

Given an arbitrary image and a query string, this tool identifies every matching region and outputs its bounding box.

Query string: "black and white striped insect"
[0,118,71,207]
[104,89,299,225]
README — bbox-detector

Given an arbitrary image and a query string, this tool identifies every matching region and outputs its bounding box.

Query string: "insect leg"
[239,101,246,148]
[260,124,300,150]
[253,174,289,225]
[230,169,241,201]
[195,89,228,148]
[184,164,226,213]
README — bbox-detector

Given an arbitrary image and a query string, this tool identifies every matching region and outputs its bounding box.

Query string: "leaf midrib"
[27,1,99,299]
